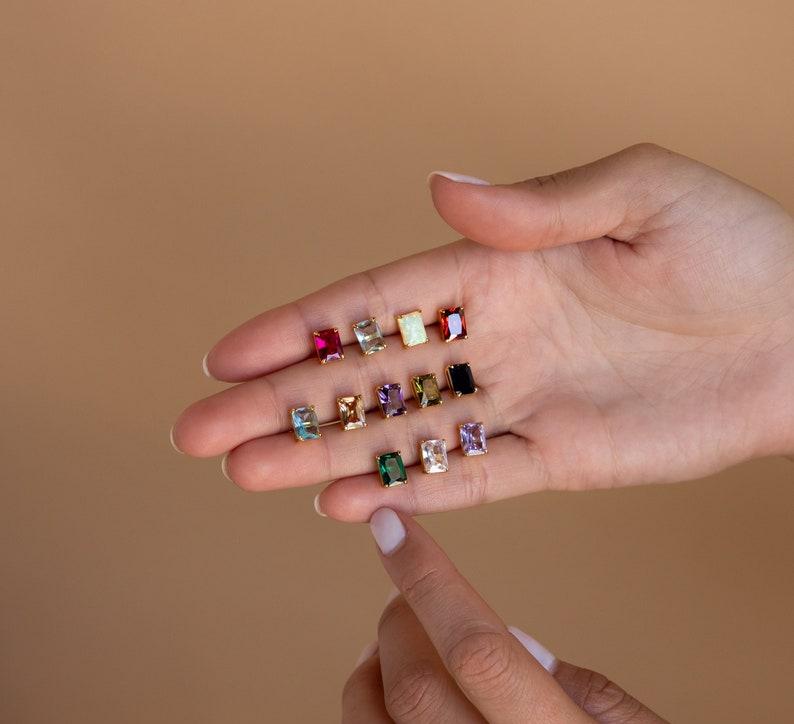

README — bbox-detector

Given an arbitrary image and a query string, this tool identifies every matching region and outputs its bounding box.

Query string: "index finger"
[368,508,590,724]
[204,240,472,382]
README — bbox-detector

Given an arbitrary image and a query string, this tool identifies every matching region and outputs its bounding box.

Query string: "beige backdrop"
[2,2,793,722]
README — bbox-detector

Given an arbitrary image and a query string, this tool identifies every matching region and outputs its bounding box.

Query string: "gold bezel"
[352,317,387,356]
[411,373,443,407]
[418,438,449,474]
[458,422,488,456]
[337,394,367,430]
[445,363,478,397]
[438,306,468,342]
[313,328,345,364]
[395,310,429,348]
[289,405,322,442]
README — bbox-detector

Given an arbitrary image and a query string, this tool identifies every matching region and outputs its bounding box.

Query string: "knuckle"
[446,629,514,691]
[577,669,644,720]
[399,567,445,609]
[384,660,444,722]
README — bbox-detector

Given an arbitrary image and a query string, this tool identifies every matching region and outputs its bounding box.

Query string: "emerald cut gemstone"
[353,318,386,355]
[337,395,366,430]
[377,383,407,417]
[377,451,408,487]
[419,439,448,474]
[439,306,467,341]
[411,373,442,407]
[459,422,487,456]
[446,362,478,396]
[290,405,321,441]
[396,310,428,347]
[313,328,344,364]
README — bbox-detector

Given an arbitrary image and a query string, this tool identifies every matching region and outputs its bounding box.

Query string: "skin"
[343,508,668,722]
[172,143,794,520]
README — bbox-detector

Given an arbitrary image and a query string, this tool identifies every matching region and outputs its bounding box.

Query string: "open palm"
[173,144,794,521]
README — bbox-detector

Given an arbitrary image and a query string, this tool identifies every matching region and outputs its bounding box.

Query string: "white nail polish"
[313,493,327,517]
[355,640,378,667]
[508,626,558,673]
[369,508,406,555]
[428,170,491,186]
[169,426,183,454]
[201,353,212,378]
[384,586,400,606]
[221,454,232,482]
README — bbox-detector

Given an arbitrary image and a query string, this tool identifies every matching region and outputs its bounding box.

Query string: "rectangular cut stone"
[396,310,428,347]
[459,422,487,456]
[419,439,448,474]
[290,405,321,441]
[377,451,408,486]
[411,373,442,407]
[377,383,407,417]
[439,306,467,342]
[352,318,386,355]
[337,395,366,430]
[313,328,344,364]
[446,363,478,396]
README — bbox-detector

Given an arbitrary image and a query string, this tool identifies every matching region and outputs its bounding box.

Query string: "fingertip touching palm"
[172,144,794,521]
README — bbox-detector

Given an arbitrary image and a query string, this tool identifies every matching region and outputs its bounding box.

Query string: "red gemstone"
[313,328,344,364]
[439,307,467,342]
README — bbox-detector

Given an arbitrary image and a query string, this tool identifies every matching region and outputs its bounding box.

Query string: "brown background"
[2,2,793,722]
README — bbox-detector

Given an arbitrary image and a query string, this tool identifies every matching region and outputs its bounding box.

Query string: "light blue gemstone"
[291,406,321,441]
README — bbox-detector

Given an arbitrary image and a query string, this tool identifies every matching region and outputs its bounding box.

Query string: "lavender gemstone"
[377,383,407,417]
[459,422,487,456]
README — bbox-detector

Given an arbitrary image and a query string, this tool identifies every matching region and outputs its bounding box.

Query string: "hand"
[172,144,794,520]
[342,508,667,723]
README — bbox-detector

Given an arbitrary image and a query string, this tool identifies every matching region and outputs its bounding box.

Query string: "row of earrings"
[313,306,467,364]
[376,422,488,487]
[290,363,479,441]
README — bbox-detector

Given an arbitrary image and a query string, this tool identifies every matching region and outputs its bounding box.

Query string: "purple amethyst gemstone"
[377,383,407,418]
[459,422,487,456]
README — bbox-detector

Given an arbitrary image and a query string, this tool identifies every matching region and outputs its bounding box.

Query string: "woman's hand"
[172,144,794,520]
[342,508,667,723]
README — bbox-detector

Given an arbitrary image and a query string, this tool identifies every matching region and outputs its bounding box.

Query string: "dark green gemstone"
[377,451,408,487]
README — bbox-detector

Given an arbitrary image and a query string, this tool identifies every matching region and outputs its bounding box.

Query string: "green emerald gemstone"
[377,451,408,487]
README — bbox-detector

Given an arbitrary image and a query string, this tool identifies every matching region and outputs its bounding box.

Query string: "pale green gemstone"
[397,311,428,347]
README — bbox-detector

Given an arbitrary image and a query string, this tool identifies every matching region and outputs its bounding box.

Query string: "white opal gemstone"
[397,311,428,347]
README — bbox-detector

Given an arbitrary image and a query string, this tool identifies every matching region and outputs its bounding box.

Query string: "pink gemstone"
[313,328,344,364]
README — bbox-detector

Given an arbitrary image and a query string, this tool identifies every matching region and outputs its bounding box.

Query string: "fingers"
[316,433,548,521]
[341,646,392,723]
[174,323,488,458]
[429,143,694,251]
[223,393,495,491]
[369,509,590,723]
[553,662,668,723]
[377,594,484,723]
[204,241,469,383]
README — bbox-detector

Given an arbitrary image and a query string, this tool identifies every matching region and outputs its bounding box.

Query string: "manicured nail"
[313,493,326,517]
[369,508,406,556]
[221,454,232,482]
[355,640,378,667]
[384,586,400,606]
[201,353,212,379]
[169,426,183,454]
[508,626,558,673]
[428,170,491,186]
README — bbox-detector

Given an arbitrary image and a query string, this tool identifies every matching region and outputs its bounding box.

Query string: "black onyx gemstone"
[446,363,478,396]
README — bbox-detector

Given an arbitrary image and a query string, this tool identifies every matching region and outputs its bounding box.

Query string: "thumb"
[428,143,685,251]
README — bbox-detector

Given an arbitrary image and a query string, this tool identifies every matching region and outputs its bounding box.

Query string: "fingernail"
[369,508,406,556]
[428,170,491,186]
[508,626,558,673]
[355,640,378,667]
[384,586,400,606]
[221,454,232,482]
[169,426,183,454]
[201,353,213,379]
[313,493,326,517]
